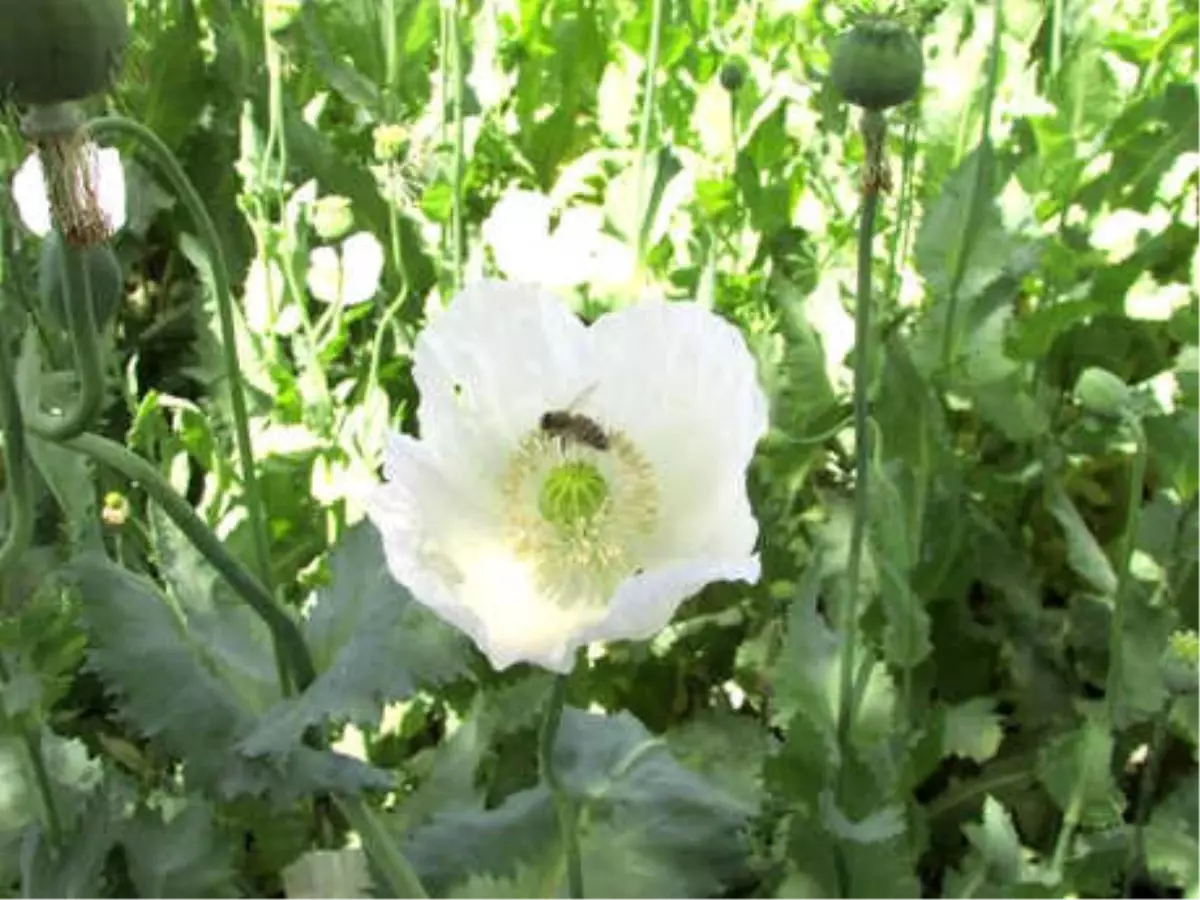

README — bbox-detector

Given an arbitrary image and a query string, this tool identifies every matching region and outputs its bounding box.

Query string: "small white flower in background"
[366,281,768,673]
[482,189,634,292]
[11,145,126,237]
[307,230,385,306]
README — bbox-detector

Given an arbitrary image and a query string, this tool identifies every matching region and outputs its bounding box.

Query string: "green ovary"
[538,461,610,529]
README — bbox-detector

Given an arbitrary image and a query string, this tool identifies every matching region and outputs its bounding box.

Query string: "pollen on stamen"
[501,424,659,607]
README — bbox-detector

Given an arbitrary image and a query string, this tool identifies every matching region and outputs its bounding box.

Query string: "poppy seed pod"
[830,17,923,111]
[0,0,128,104]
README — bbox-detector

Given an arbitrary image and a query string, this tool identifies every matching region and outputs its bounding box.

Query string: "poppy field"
[0,0,1197,897]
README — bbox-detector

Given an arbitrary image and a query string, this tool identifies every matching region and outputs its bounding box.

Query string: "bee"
[539,384,610,451]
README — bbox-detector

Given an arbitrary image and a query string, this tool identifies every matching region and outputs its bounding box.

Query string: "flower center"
[502,425,659,607]
[538,460,609,527]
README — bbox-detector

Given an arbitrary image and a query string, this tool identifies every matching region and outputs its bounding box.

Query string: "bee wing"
[563,381,600,412]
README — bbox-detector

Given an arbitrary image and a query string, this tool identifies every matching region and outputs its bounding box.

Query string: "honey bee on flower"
[366,280,768,673]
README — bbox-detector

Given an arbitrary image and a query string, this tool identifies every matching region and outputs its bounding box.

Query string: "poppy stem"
[837,110,885,751]
[0,298,34,576]
[25,235,106,441]
[334,795,429,899]
[540,673,584,897]
[84,115,276,615]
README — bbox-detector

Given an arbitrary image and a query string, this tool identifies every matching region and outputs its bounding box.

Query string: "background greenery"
[0,0,1197,896]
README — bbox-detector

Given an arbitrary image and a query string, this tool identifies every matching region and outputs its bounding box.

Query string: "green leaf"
[554,709,754,898]
[1145,410,1200,500]
[665,709,769,810]
[1037,718,1123,830]
[402,708,753,898]
[402,787,556,895]
[122,800,237,898]
[394,674,555,832]
[18,787,119,899]
[1144,773,1199,896]
[964,796,1024,885]
[69,557,390,800]
[26,435,104,553]
[818,790,905,844]
[1112,585,1174,727]
[282,849,372,900]
[1045,481,1119,595]
[238,521,473,759]
[914,145,1010,304]
[872,463,932,668]
[446,860,556,899]
[942,697,1005,764]
[1,731,102,885]
[147,505,279,714]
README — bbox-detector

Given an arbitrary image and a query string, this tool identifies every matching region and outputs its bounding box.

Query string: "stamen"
[502,427,659,608]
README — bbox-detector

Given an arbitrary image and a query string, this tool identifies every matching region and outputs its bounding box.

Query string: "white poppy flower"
[366,281,767,673]
[481,189,636,291]
[11,144,126,238]
[307,231,385,306]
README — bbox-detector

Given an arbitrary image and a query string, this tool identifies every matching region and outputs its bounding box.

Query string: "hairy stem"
[541,674,584,898]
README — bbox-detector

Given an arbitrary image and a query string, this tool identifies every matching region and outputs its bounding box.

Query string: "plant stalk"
[1107,420,1148,722]
[0,305,34,574]
[85,116,275,598]
[1123,697,1175,895]
[541,674,584,898]
[26,238,105,440]
[837,110,885,750]
[633,0,665,287]
[449,0,465,294]
[335,795,429,898]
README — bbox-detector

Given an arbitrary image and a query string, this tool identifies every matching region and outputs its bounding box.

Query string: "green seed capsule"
[39,231,125,332]
[830,17,923,111]
[0,0,128,105]
[719,59,747,93]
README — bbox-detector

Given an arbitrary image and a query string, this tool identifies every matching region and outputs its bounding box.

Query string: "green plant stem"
[837,111,884,750]
[85,116,275,598]
[60,431,316,691]
[0,316,34,574]
[541,675,584,898]
[26,239,105,440]
[449,0,465,294]
[1049,744,1092,878]
[0,655,62,846]
[940,0,1003,370]
[1106,421,1148,721]
[335,795,429,899]
[633,0,665,285]
[1123,697,1175,895]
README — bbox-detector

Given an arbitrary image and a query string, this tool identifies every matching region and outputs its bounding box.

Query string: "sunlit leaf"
[239,521,473,760]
